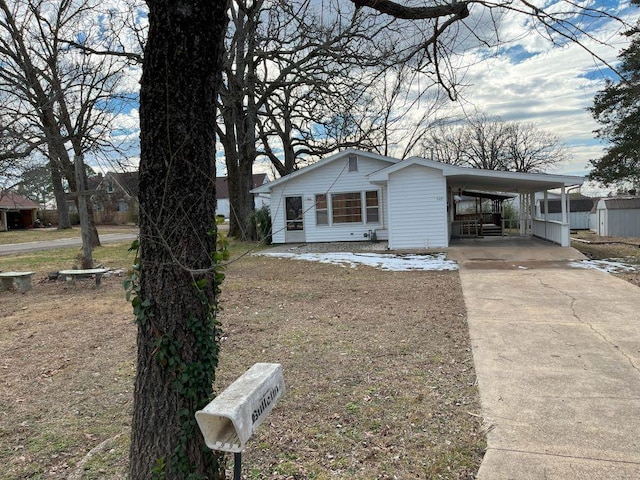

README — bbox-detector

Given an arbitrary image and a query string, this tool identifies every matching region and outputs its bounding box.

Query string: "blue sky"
[439,0,636,193]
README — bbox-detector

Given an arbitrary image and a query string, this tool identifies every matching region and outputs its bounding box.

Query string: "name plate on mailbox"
[196,363,285,453]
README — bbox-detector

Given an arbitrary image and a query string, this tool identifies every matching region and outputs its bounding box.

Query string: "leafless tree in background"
[422,113,567,172]
[218,0,399,239]
[0,0,134,265]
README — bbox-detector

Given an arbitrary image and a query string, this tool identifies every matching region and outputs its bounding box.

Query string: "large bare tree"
[130,0,227,477]
[218,0,400,239]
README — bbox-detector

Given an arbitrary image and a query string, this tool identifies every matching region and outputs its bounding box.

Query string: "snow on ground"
[569,259,638,274]
[255,252,459,272]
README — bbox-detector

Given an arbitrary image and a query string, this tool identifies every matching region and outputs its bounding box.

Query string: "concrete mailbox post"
[196,363,285,478]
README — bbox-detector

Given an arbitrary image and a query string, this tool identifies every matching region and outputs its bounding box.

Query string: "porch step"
[482,225,503,236]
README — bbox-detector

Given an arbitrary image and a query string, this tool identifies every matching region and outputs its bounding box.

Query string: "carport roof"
[368,157,584,192]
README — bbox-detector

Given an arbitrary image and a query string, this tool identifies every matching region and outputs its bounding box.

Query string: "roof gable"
[94,171,139,196]
[251,149,399,194]
[368,157,455,182]
[0,191,39,209]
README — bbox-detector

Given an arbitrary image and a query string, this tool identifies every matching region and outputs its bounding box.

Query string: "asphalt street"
[0,232,138,256]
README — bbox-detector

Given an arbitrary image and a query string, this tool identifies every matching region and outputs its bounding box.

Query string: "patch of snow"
[255,251,459,272]
[569,259,638,274]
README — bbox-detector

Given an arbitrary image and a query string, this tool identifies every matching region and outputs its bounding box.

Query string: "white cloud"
[441,6,632,177]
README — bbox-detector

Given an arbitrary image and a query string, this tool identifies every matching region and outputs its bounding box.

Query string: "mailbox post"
[196,363,285,479]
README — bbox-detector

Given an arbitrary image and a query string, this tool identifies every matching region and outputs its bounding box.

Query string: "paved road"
[0,232,138,256]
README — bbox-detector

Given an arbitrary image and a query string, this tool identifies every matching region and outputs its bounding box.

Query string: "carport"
[444,167,584,247]
[367,157,584,248]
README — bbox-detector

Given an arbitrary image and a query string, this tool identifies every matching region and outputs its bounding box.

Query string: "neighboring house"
[252,149,584,248]
[594,197,640,237]
[91,171,139,224]
[537,195,595,230]
[215,174,269,219]
[0,191,39,231]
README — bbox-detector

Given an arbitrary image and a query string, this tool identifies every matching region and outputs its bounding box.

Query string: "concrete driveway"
[448,238,640,479]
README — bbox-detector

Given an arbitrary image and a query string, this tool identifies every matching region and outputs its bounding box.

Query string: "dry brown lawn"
[571,231,640,287]
[1,249,485,479]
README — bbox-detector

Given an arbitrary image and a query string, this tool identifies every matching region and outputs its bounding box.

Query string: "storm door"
[285,196,305,242]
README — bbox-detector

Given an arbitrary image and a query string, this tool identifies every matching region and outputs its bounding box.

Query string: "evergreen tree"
[589,1,640,186]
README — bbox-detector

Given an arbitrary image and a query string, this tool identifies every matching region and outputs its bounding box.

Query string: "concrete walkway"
[448,238,640,479]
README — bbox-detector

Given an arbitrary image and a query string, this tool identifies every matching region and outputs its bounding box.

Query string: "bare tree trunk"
[227,157,256,239]
[130,1,228,478]
[49,158,71,229]
[74,154,93,268]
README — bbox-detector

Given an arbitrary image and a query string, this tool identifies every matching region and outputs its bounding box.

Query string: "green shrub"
[502,201,519,229]
[251,206,272,245]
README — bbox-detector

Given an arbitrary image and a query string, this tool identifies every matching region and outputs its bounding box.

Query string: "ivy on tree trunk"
[130,1,228,478]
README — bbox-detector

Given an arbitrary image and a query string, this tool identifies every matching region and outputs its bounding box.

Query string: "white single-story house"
[251,149,584,248]
[215,174,270,219]
[594,197,640,237]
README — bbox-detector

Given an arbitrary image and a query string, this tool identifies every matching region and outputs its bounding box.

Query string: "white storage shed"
[595,197,640,237]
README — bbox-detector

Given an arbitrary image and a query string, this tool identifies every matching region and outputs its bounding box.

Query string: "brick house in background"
[88,172,269,224]
[90,171,139,224]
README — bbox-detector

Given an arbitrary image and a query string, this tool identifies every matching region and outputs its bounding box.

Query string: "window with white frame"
[315,190,381,225]
[315,194,328,225]
[365,190,379,223]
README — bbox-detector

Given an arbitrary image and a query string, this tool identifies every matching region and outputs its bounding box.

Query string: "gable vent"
[348,154,358,172]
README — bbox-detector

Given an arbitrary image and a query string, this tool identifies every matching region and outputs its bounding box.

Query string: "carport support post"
[561,186,568,224]
[544,191,549,239]
[529,192,535,235]
[519,194,525,236]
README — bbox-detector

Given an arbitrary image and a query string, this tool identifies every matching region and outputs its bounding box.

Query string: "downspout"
[560,185,580,246]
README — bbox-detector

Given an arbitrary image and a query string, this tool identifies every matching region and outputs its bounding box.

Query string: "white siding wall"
[269,155,392,243]
[603,209,640,237]
[537,212,591,230]
[387,165,448,249]
[596,202,607,236]
[215,199,230,218]
[215,195,269,220]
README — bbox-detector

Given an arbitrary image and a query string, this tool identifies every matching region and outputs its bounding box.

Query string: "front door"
[285,196,305,243]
